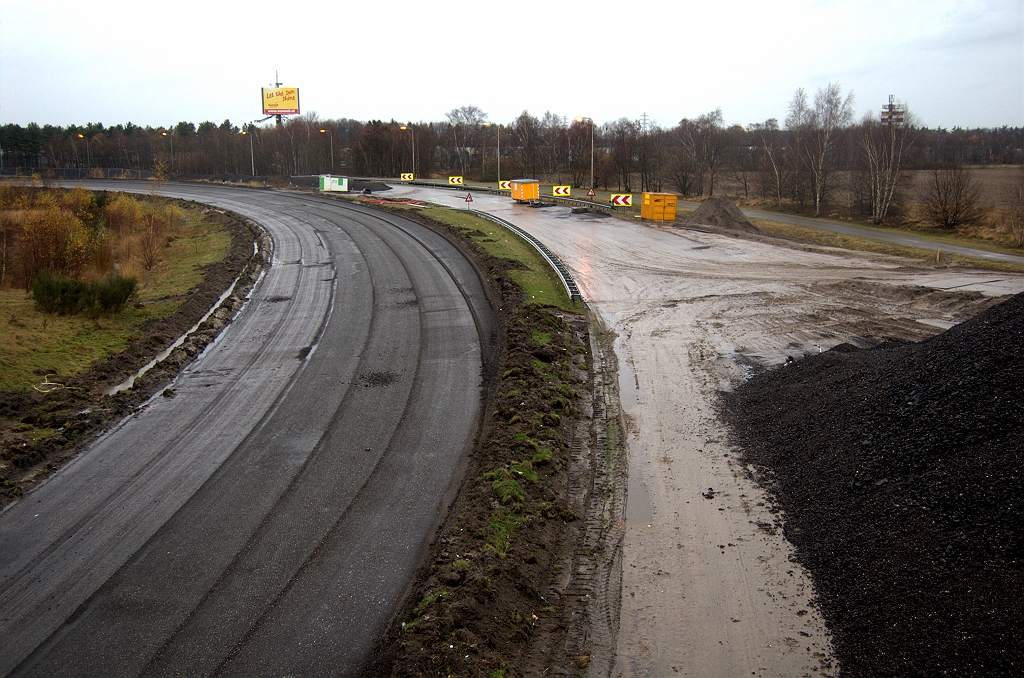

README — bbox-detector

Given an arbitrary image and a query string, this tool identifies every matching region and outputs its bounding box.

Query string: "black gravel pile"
[722,292,1023,676]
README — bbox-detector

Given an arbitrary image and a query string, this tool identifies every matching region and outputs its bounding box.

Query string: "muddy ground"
[6,182,1021,676]
[388,184,1024,677]
[0,202,268,503]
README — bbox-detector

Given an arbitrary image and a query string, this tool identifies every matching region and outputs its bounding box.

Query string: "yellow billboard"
[262,87,300,115]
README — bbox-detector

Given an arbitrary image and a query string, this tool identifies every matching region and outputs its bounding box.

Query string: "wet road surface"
[0,183,494,677]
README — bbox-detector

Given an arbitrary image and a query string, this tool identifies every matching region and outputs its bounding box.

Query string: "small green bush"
[509,460,539,484]
[530,449,552,465]
[32,274,91,315]
[94,274,137,314]
[486,511,525,556]
[32,273,137,317]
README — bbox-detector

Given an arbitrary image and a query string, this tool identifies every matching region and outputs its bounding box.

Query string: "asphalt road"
[0,183,496,676]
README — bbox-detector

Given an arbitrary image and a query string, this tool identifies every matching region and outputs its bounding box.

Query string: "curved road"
[0,183,496,676]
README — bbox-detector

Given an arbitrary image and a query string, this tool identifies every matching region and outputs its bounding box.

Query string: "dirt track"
[390,185,1024,677]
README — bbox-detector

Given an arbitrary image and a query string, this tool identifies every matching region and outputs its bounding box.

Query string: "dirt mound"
[682,196,759,233]
[173,173,267,185]
[722,292,1024,676]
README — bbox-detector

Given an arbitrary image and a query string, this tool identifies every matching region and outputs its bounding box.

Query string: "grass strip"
[418,207,577,311]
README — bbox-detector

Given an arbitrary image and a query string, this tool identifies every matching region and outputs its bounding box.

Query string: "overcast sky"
[1,0,1021,131]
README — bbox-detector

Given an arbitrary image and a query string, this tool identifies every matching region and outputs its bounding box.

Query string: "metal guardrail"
[544,194,617,211]
[468,209,583,304]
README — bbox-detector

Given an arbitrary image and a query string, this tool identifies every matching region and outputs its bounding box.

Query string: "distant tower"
[881,95,905,126]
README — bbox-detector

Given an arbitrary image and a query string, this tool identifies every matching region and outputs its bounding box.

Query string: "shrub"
[32,273,137,316]
[484,468,525,505]
[93,274,137,314]
[32,273,91,314]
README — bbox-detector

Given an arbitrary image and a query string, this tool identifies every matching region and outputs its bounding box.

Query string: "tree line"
[2,84,1022,225]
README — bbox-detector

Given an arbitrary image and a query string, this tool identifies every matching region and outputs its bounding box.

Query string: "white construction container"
[319,175,349,192]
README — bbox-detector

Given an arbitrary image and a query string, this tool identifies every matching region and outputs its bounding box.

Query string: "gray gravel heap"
[682,196,759,233]
[722,292,1023,677]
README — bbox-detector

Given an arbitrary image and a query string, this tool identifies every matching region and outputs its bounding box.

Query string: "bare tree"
[445,105,487,176]
[723,124,755,198]
[608,118,639,192]
[858,104,917,224]
[674,108,731,197]
[785,89,811,209]
[511,111,543,178]
[749,119,786,207]
[794,84,855,216]
[567,119,590,188]
[920,163,986,229]
[638,117,666,192]
[1004,164,1024,246]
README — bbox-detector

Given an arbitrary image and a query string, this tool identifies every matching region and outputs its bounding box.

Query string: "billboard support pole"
[275,71,283,127]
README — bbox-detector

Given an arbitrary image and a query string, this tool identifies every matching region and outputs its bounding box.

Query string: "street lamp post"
[161,130,174,172]
[77,133,91,169]
[574,116,594,193]
[319,129,334,172]
[241,130,255,176]
[400,125,415,176]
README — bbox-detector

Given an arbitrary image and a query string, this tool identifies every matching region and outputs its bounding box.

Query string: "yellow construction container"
[510,179,540,202]
[641,192,678,221]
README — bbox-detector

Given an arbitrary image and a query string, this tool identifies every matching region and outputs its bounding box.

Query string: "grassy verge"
[383,204,578,311]
[751,218,1024,272]
[0,209,230,390]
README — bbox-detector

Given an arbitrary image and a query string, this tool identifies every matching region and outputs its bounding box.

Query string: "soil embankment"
[723,292,1024,676]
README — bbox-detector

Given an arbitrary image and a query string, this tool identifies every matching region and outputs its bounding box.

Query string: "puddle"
[614,334,641,414]
[626,465,654,524]
[105,277,241,396]
[916,318,957,330]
